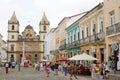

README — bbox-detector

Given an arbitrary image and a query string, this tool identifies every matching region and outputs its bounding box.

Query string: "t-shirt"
[94,66,100,74]
[5,63,9,67]
[54,63,59,69]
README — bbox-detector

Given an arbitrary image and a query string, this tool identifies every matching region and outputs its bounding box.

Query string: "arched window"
[91,19,96,35]
[12,25,14,30]
[43,44,45,52]
[98,16,103,32]
[35,54,37,57]
[11,44,14,51]
[44,25,46,31]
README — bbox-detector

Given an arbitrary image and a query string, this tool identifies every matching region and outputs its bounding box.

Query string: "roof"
[65,11,88,30]
[40,12,50,25]
[65,3,103,30]
[8,11,19,24]
[66,12,87,28]
[25,25,33,29]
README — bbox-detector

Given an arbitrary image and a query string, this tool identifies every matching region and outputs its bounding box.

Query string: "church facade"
[7,12,50,63]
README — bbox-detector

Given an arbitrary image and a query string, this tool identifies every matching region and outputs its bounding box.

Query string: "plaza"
[0,67,91,80]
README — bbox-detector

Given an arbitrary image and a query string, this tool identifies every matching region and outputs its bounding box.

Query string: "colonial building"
[65,12,86,58]
[0,34,7,62]
[104,0,120,70]
[7,12,50,63]
[79,3,105,63]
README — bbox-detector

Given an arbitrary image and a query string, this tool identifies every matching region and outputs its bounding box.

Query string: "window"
[98,16,103,32]
[68,37,69,43]
[35,54,37,57]
[100,21,103,32]
[71,36,72,42]
[11,54,14,58]
[78,32,80,40]
[44,25,46,31]
[110,11,115,25]
[91,20,96,35]
[86,27,88,37]
[85,26,88,37]
[12,25,14,30]
[11,45,14,51]
[20,47,22,51]
[74,34,76,41]
[11,35,14,39]
[43,35,45,39]
[82,30,84,38]
[43,45,45,52]
[93,23,96,34]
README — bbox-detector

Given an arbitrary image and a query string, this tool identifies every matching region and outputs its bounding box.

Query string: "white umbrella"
[41,59,49,62]
[69,53,98,60]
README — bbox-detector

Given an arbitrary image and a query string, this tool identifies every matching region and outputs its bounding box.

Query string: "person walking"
[94,63,101,80]
[104,62,110,79]
[70,63,78,80]
[64,62,68,76]
[11,61,16,69]
[18,63,21,71]
[54,61,59,75]
[91,62,96,80]
[5,62,9,74]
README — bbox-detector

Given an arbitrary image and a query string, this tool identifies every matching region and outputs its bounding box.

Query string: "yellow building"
[79,3,105,63]
[104,0,120,70]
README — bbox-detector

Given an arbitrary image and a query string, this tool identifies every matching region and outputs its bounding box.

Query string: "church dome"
[25,25,33,29]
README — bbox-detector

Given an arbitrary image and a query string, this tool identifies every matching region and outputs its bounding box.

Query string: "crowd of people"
[1,60,117,80]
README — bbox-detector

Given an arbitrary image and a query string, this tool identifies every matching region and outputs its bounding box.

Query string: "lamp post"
[21,41,26,66]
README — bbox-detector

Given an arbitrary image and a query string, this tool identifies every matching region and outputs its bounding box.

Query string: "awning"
[56,57,68,61]
[69,53,98,60]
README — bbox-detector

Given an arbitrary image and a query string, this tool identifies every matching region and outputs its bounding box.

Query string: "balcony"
[59,44,66,50]
[66,40,80,49]
[106,22,120,36]
[50,49,59,54]
[80,32,104,46]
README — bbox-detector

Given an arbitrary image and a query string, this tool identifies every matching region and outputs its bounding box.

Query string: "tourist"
[104,62,109,79]
[54,61,59,75]
[91,61,96,80]
[5,62,9,74]
[70,63,78,80]
[63,62,68,76]
[18,63,21,71]
[94,63,101,80]
[11,61,16,69]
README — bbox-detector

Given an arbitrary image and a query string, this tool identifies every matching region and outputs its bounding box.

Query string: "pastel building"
[104,0,120,70]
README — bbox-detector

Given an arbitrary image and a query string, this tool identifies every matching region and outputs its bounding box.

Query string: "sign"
[92,46,96,52]
[111,43,118,51]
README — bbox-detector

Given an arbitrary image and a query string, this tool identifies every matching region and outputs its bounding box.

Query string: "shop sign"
[92,46,96,52]
[111,43,118,51]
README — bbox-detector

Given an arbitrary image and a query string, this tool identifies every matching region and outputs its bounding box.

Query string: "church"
[7,12,50,63]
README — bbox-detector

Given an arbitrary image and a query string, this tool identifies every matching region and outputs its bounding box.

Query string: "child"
[46,68,50,77]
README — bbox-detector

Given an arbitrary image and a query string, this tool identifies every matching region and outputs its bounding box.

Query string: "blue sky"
[0,0,103,40]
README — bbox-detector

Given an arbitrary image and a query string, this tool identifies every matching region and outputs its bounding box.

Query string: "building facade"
[7,12,50,63]
[79,3,105,63]
[104,0,120,70]
[0,34,7,62]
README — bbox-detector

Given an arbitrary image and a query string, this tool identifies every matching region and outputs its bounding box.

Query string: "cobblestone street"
[0,67,91,80]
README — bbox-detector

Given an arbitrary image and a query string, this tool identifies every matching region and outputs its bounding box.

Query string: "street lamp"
[21,40,26,66]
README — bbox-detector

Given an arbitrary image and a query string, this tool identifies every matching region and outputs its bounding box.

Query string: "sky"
[0,0,103,41]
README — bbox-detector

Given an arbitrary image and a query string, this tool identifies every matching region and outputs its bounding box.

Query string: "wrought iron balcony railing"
[106,22,120,36]
[59,44,66,50]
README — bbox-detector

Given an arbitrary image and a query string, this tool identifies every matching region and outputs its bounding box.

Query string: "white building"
[0,34,7,62]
